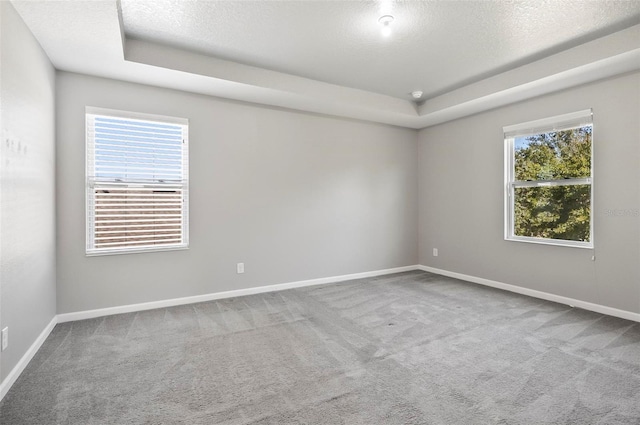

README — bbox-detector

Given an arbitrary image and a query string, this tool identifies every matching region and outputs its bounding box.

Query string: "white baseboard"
[418,265,640,323]
[0,316,58,402]
[57,265,420,323]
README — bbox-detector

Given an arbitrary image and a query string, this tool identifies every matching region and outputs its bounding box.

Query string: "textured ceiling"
[121,0,640,100]
[9,0,640,128]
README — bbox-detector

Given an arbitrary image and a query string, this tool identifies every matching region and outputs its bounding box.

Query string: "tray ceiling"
[121,0,640,100]
[10,0,640,129]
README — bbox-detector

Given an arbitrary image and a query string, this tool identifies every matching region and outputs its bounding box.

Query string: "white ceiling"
[121,0,640,100]
[10,0,640,129]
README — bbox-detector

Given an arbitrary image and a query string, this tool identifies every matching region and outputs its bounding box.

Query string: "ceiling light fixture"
[412,91,423,100]
[378,15,394,37]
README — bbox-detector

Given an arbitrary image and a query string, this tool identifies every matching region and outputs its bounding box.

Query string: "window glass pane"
[514,184,590,242]
[514,126,591,181]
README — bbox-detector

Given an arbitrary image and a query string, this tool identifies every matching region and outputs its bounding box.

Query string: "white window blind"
[86,108,189,255]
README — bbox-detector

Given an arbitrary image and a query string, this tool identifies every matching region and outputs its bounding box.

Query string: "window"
[86,107,189,255]
[504,110,593,248]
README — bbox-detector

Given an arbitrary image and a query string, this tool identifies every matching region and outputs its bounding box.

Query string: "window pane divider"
[511,178,591,188]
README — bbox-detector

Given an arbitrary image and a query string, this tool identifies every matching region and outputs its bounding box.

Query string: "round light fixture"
[378,15,394,37]
[412,91,423,100]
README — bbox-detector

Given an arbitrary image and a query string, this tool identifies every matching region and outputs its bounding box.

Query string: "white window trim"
[85,107,189,256]
[504,109,594,249]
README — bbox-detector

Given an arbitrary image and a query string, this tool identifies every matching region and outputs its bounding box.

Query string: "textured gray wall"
[0,2,57,382]
[56,72,419,314]
[418,72,640,314]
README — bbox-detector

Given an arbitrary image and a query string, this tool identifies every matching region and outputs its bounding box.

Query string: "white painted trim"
[57,265,420,323]
[85,106,189,125]
[418,265,640,323]
[0,316,58,402]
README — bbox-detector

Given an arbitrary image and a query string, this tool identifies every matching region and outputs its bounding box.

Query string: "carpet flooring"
[1,271,640,424]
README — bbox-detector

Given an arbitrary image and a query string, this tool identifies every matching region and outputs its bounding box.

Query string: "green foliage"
[513,127,591,242]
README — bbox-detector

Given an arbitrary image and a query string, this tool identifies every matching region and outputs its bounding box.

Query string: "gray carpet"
[1,271,640,424]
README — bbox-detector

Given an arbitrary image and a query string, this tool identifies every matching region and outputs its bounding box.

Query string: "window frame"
[503,109,594,249]
[85,107,189,256]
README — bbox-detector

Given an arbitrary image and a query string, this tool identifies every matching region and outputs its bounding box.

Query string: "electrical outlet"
[433,248,438,257]
[237,263,245,274]
[1,327,8,351]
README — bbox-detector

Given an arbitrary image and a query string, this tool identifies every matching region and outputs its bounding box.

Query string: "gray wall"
[418,72,640,314]
[56,72,419,314]
[0,2,57,382]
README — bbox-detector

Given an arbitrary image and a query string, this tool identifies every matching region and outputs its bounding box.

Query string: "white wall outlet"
[433,248,438,257]
[1,327,8,351]
[236,263,245,274]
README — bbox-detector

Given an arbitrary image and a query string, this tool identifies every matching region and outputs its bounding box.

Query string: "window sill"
[505,236,593,249]
[86,245,189,257]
